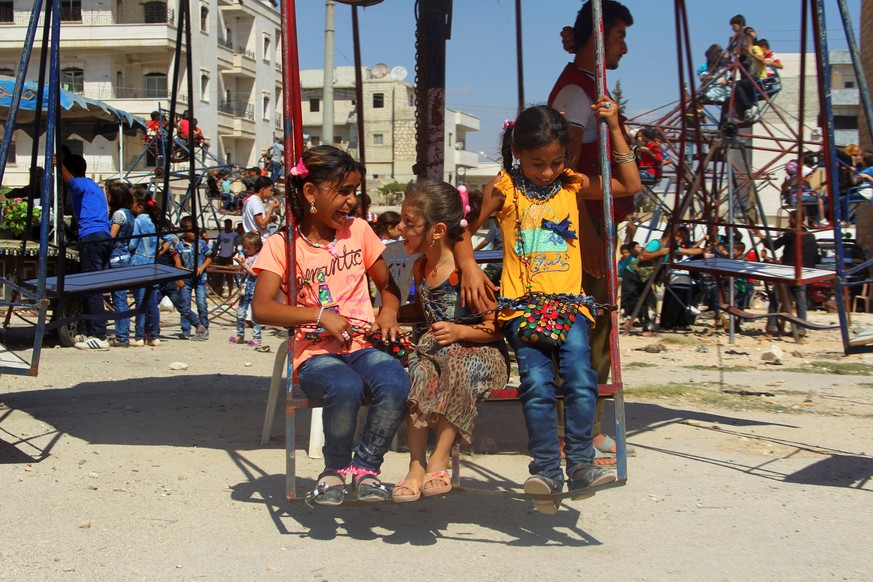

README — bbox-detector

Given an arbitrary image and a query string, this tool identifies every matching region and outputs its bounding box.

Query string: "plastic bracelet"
[315,306,325,327]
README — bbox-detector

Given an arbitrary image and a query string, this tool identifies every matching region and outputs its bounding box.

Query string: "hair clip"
[458,185,471,228]
[502,120,515,131]
[146,199,155,207]
[289,157,309,178]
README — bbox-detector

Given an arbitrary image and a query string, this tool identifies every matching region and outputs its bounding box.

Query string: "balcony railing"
[87,86,189,103]
[13,7,177,26]
[219,100,254,120]
[217,36,233,50]
[236,46,255,60]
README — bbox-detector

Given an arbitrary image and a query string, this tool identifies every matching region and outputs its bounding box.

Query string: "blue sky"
[292,0,862,158]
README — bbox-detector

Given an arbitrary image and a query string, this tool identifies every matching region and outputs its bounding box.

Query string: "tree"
[612,79,628,115]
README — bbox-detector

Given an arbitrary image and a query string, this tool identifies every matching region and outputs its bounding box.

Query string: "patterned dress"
[407,267,509,443]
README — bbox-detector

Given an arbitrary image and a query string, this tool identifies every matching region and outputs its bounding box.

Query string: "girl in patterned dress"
[391,179,509,503]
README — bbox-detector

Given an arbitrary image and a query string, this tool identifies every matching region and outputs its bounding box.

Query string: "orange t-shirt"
[253,218,385,368]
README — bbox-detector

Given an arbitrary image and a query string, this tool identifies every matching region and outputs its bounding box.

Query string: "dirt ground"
[1,306,872,581]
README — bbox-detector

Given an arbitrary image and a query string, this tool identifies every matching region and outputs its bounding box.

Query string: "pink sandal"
[229,336,244,344]
[422,470,452,497]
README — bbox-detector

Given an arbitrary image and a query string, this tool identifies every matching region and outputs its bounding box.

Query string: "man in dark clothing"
[766,211,820,338]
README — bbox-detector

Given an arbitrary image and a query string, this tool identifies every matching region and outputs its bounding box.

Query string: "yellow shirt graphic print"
[493,170,593,324]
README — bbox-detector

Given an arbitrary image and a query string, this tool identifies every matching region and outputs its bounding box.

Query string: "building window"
[0,68,15,77]
[143,1,167,24]
[144,73,167,99]
[263,95,271,119]
[844,81,855,89]
[372,93,384,109]
[61,68,84,93]
[333,135,343,145]
[200,74,210,101]
[5,140,14,165]
[373,133,384,145]
[116,71,123,94]
[200,6,208,32]
[309,98,320,113]
[311,136,321,146]
[834,115,857,130]
[263,36,271,60]
[60,0,82,22]
[0,2,14,23]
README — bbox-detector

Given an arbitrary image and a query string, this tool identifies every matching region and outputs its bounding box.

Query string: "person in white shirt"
[242,176,280,242]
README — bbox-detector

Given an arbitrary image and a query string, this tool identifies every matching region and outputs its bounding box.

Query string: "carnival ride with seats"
[1,0,871,508]
[0,0,206,372]
[621,0,873,352]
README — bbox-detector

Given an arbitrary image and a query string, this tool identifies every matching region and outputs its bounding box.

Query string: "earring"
[309,200,317,214]
[429,239,436,250]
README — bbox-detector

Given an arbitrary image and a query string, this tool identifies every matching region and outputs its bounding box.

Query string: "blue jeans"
[180,279,209,335]
[109,255,132,342]
[156,280,202,331]
[236,277,261,341]
[504,316,598,483]
[269,162,283,183]
[297,348,409,472]
[131,285,160,340]
[79,232,111,338]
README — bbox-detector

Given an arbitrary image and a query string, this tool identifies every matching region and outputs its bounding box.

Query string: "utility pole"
[323,0,335,145]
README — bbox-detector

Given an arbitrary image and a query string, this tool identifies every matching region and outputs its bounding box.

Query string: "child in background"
[106,181,135,347]
[390,180,509,503]
[128,188,163,346]
[230,232,264,348]
[252,145,409,505]
[375,211,402,242]
[455,103,641,513]
[176,215,211,340]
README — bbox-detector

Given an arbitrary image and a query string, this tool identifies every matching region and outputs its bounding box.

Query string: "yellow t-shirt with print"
[493,169,594,324]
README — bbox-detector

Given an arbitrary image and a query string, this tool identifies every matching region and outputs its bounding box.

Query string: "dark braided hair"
[500,105,572,172]
[285,145,366,222]
[403,179,482,242]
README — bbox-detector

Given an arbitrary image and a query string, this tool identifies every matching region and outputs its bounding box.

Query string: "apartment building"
[0,0,283,186]
[300,65,480,193]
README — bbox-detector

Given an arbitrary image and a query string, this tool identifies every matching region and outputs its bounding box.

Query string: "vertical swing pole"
[591,0,626,482]
[514,0,524,115]
[279,0,303,500]
[351,6,368,207]
[31,0,61,373]
[811,0,850,353]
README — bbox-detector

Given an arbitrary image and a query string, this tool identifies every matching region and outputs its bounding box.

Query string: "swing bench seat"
[262,339,621,500]
[678,257,836,285]
[24,263,193,297]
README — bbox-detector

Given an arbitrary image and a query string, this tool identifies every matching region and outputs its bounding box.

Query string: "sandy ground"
[1,305,872,581]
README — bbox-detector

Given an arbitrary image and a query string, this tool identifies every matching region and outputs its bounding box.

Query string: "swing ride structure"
[0,0,206,373]
[1,0,870,509]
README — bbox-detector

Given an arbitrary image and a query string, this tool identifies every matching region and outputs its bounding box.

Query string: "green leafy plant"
[0,198,41,237]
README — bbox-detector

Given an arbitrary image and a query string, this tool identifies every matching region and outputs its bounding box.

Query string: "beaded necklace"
[509,167,562,202]
[297,225,339,258]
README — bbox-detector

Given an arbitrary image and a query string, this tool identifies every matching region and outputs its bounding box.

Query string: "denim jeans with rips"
[297,348,409,473]
[504,316,598,484]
